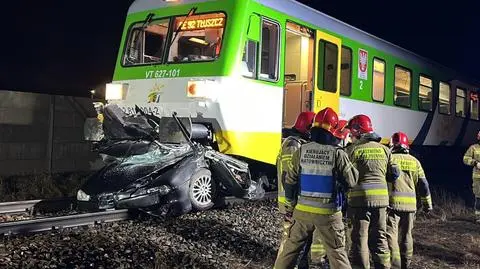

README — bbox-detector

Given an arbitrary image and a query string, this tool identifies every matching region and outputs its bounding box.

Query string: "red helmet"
[293,111,316,134]
[391,132,409,149]
[313,107,338,134]
[347,114,373,137]
[333,119,350,140]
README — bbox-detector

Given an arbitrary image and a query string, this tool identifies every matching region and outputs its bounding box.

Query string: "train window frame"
[371,57,386,103]
[120,11,228,68]
[418,73,433,112]
[394,64,412,108]
[258,17,281,83]
[340,46,352,96]
[438,81,451,115]
[121,17,173,67]
[316,39,339,93]
[456,87,467,118]
[469,91,480,121]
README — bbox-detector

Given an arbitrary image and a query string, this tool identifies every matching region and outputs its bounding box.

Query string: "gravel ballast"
[0,200,283,269]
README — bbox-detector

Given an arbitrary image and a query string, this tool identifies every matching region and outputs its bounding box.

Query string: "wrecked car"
[79,104,265,217]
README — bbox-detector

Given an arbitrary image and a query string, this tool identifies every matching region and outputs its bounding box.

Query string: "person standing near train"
[463,130,480,223]
[276,111,329,268]
[345,114,400,269]
[386,131,433,268]
[274,107,358,269]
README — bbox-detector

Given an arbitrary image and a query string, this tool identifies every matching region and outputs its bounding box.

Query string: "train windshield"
[123,12,226,66]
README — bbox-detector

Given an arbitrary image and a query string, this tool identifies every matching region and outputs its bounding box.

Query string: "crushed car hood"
[81,143,192,195]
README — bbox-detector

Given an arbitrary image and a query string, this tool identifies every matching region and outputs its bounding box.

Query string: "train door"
[313,31,342,113]
[282,21,315,127]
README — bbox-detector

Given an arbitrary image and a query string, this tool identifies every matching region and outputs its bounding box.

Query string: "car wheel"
[188,168,216,211]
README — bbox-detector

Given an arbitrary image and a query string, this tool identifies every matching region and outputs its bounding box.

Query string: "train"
[98,0,480,183]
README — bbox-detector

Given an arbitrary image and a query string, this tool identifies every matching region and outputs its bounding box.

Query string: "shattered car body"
[79,104,265,216]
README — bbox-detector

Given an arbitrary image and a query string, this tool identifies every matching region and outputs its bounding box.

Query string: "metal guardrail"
[0,209,130,235]
[0,200,41,214]
[0,192,278,236]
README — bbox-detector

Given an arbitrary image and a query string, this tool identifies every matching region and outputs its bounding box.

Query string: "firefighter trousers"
[349,207,391,269]
[296,228,328,268]
[386,209,415,269]
[274,211,350,269]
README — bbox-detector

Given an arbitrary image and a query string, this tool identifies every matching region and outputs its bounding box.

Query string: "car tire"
[188,168,216,211]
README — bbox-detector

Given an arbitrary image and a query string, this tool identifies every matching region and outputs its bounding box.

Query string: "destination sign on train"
[178,17,225,31]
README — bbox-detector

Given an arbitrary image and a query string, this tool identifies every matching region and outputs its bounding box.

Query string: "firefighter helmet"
[293,111,316,134]
[347,114,373,137]
[391,131,409,149]
[313,107,338,134]
[334,119,350,140]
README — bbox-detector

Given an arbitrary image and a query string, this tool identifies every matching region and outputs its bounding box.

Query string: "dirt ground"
[409,215,480,269]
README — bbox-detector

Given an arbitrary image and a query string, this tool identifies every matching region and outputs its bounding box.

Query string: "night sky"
[1,0,479,97]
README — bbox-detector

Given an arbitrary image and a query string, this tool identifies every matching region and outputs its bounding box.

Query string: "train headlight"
[105,83,128,100]
[187,80,219,100]
[77,189,90,201]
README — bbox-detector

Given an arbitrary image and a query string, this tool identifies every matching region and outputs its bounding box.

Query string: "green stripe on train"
[112,0,454,112]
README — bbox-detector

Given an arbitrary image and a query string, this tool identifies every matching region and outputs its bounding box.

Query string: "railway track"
[0,191,278,236]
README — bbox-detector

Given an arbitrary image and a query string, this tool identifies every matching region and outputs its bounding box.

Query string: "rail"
[0,192,278,236]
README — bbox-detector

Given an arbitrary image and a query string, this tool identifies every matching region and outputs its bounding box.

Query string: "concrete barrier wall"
[0,90,102,176]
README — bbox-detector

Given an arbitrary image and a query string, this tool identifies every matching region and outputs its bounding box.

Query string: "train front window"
[168,12,226,63]
[123,19,170,66]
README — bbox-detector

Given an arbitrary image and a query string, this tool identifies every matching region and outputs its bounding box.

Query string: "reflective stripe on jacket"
[284,141,358,218]
[346,138,399,208]
[389,153,432,212]
[276,136,304,214]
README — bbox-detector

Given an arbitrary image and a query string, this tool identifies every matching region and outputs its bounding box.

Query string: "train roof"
[127,0,480,87]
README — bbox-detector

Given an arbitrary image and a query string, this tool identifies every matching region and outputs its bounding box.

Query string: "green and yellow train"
[103,0,480,170]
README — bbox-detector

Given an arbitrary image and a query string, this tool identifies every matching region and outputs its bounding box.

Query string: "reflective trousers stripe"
[278,196,286,204]
[310,243,325,252]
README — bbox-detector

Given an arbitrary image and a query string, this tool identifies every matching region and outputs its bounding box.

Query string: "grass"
[0,172,90,202]
[400,187,480,268]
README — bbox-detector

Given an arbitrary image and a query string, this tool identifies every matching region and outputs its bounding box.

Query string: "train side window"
[259,18,280,81]
[372,58,385,102]
[394,65,412,107]
[456,87,466,117]
[317,40,338,93]
[470,91,479,120]
[340,46,352,96]
[241,40,258,78]
[438,81,451,115]
[419,75,433,111]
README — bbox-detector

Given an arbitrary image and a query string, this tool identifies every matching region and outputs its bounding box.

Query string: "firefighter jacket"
[463,143,480,180]
[389,151,432,212]
[283,141,358,219]
[276,135,306,214]
[345,133,400,208]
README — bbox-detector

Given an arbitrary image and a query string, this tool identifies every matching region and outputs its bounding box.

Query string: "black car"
[78,104,265,217]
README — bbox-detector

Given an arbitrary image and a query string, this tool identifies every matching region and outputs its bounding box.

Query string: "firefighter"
[334,119,350,148]
[386,132,433,269]
[345,114,400,269]
[463,130,480,223]
[276,111,329,269]
[274,107,358,269]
